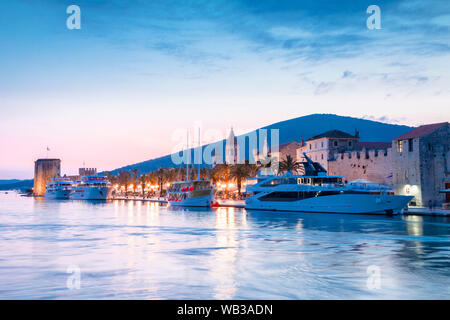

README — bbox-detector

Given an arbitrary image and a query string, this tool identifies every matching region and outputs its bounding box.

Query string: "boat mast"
[198,127,201,181]
[186,130,189,181]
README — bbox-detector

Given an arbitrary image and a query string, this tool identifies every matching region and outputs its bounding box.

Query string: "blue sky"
[0,0,449,178]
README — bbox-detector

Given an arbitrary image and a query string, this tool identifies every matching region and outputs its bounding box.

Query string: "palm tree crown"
[229,164,253,195]
[278,155,302,174]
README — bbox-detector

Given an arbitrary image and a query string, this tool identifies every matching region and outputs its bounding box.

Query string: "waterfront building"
[296,130,360,172]
[392,122,449,207]
[444,171,450,207]
[297,130,392,184]
[33,158,61,196]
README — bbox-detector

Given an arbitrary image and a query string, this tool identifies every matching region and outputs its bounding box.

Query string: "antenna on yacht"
[198,127,201,181]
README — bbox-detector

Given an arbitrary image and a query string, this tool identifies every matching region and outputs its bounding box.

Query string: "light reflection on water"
[0,191,449,299]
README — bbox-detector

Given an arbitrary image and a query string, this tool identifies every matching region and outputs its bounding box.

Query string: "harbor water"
[0,191,449,299]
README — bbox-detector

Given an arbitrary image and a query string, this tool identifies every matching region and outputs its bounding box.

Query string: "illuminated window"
[397,140,403,153]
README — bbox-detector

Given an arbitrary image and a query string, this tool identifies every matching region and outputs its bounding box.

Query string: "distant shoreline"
[0,179,33,191]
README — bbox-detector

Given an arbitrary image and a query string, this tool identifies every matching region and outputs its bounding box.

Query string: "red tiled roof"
[356,142,391,150]
[394,122,448,140]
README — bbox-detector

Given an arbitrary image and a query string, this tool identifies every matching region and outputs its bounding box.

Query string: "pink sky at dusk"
[1,0,449,179]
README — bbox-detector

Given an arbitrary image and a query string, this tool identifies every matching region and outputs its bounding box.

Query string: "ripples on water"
[0,191,449,299]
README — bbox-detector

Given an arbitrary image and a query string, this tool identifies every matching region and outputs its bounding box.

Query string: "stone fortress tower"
[33,159,61,196]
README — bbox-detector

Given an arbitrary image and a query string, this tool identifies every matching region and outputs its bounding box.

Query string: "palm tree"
[166,168,177,183]
[156,168,167,196]
[211,164,230,185]
[229,164,253,195]
[143,171,157,196]
[117,170,131,192]
[278,155,301,174]
[138,174,148,197]
[210,164,231,198]
[131,169,138,193]
[248,163,259,178]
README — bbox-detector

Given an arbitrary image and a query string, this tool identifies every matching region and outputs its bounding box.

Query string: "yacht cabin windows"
[262,177,343,187]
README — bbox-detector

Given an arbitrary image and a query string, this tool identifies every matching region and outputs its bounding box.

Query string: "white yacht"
[45,178,72,199]
[70,176,113,200]
[245,155,413,215]
[167,180,213,207]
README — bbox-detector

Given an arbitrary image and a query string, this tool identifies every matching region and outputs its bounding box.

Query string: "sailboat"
[167,129,214,207]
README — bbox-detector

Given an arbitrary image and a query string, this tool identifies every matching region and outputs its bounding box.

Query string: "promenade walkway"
[405,206,450,216]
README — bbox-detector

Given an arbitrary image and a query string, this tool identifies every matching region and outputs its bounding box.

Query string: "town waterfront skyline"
[0,113,418,179]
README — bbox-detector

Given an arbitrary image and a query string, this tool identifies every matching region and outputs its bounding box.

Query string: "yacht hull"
[70,187,113,200]
[245,193,414,215]
[168,194,213,207]
[45,189,71,200]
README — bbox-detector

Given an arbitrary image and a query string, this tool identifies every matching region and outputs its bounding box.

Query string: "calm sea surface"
[0,191,449,299]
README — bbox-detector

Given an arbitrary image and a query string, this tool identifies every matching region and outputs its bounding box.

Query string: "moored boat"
[167,128,214,207]
[167,180,213,207]
[245,154,413,215]
[70,176,113,200]
[45,178,72,199]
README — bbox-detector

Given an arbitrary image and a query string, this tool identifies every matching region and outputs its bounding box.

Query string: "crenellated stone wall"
[328,148,392,185]
[79,168,97,176]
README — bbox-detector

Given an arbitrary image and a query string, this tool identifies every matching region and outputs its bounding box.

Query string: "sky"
[0,0,449,179]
